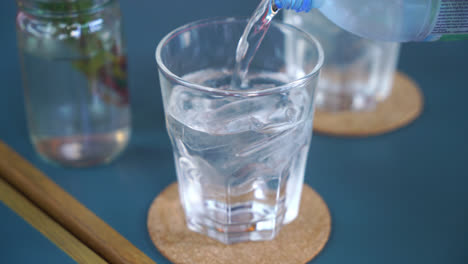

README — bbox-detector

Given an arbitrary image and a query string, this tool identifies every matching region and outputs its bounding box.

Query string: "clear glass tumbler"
[285,10,400,112]
[156,18,323,244]
[16,0,131,167]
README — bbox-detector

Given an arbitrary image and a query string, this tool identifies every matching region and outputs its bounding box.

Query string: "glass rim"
[155,17,324,96]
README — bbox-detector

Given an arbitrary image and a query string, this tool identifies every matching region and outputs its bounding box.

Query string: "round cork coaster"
[313,72,424,137]
[147,183,331,264]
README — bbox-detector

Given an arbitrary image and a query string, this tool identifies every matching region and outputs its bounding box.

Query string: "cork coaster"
[147,183,331,264]
[313,72,424,137]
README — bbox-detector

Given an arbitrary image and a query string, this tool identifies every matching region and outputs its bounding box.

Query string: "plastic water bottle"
[276,0,468,42]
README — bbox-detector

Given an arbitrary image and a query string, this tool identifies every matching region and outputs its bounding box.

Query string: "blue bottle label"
[426,0,468,41]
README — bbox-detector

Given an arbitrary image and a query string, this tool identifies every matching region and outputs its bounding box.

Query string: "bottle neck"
[17,0,112,16]
[274,0,324,12]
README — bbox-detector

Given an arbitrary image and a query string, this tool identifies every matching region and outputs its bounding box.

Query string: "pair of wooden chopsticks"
[0,141,156,264]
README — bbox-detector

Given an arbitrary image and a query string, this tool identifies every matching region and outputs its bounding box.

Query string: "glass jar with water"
[16,0,131,167]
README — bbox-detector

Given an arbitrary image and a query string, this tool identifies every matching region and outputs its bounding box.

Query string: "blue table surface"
[1,1,468,263]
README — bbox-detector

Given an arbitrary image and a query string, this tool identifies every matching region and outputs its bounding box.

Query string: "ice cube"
[167,76,311,137]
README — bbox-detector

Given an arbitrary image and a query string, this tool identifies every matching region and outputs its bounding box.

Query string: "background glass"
[156,18,323,244]
[16,0,131,167]
[285,10,401,112]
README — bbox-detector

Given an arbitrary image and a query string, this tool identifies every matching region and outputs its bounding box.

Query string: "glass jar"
[16,0,131,167]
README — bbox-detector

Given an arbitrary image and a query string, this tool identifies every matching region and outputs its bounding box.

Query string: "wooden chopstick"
[0,141,156,264]
[0,177,108,264]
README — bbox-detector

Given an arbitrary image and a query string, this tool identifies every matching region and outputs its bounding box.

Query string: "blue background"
[1,0,468,263]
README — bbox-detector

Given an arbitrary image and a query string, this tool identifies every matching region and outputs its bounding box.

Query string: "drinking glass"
[285,10,400,112]
[156,17,323,244]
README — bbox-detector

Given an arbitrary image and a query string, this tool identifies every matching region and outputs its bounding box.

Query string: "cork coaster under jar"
[313,72,424,137]
[147,183,331,264]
